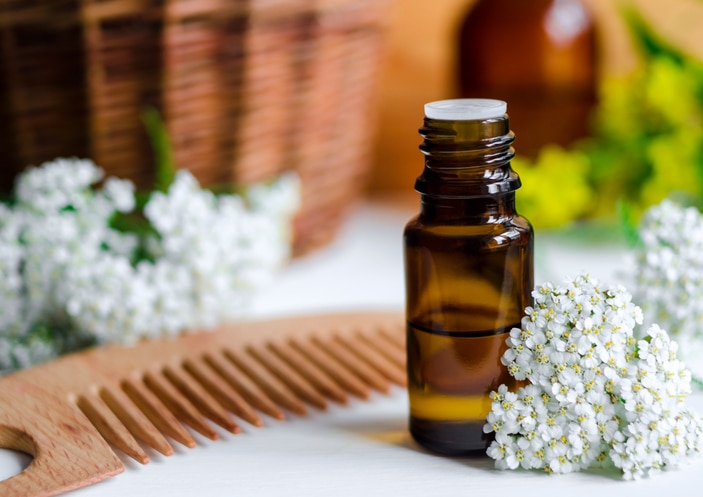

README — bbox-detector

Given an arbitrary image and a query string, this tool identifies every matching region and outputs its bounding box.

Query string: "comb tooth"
[268,341,349,404]
[76,394,149,464]
[290,338,371,400]
[99,386,174,456]
[143,370,220,441]
[121,378,197,448]
[335,333,407,387]
[313,336,391,394]
[363,329,406,369]
[224,349,308,416]
[183,358,264,427]
[380,323,405,346]
[247,344,328,410]
[204,352,286,421]
[162,365,241,435]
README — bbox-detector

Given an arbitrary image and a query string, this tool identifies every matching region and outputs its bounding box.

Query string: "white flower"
[0,159,300,373]
[485,274,703,479]
[101,177,136,213]
[15,158,104,214]
[632,200,703,381]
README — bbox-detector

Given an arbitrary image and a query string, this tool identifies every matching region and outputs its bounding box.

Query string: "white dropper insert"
[424,98,507,121]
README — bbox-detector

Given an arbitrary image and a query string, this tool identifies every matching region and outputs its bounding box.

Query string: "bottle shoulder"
[404,213,533,251]
[405,213,533,237]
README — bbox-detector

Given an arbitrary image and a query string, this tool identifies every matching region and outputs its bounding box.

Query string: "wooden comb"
[0,311,405,497]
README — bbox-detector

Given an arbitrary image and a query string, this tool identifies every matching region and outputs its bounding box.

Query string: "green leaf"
[623,8,685,65]
[617,199,642,249]
[141,107,176,192]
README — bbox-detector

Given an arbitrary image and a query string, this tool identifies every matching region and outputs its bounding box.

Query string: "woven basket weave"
[0,0,391,254]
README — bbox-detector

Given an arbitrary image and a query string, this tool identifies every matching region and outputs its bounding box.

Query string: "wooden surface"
[0,312,405,497]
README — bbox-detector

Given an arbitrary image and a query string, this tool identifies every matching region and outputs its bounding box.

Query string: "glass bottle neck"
[415,115,520,198]
[420,193,517,222]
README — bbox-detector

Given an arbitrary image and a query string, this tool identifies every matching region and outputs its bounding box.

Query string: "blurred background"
[2,0,703,249]
[371,0,703,232]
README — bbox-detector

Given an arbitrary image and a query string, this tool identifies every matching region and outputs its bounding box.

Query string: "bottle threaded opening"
[416,100,519,197]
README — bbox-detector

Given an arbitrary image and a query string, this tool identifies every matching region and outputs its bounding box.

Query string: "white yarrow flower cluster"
[631,199,703,380]
[0,158,300,374]
[485,274,703,479]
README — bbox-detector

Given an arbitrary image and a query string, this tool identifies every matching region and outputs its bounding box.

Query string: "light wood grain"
[0,312,404,497]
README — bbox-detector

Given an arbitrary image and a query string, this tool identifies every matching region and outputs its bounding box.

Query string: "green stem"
[141,107,176,192]
[692,376,703,390]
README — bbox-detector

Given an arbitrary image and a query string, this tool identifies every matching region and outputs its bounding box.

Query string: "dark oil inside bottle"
[406,318,519,455]
[405,220,531,455]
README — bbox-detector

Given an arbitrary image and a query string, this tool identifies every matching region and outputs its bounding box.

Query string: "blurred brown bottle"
[457,0,597,159]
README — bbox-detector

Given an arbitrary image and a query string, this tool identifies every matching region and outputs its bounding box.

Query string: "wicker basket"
[0,0,391,254]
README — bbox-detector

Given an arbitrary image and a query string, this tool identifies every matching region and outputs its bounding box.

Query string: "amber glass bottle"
[457,0,596,159]
[404,99,533,455]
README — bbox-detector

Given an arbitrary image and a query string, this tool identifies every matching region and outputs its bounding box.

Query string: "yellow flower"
[640,129,703,206]
[645,57,700,128]
[515,145,594,230]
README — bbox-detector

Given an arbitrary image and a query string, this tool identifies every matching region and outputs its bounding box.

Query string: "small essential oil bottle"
[404,99,533,455]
